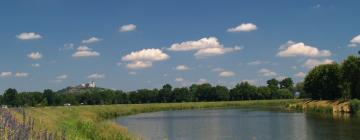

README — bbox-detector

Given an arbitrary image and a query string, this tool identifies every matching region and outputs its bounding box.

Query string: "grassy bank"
[287,100,353,114]
[10,99,300,140]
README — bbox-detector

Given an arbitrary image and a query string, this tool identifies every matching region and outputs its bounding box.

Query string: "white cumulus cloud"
[168,37,242,58]
[175,65,190,71]
[31,63,40,67]
[82,37,102,44]
[122,48,169,69]
[0,72,12,78]
[303,59,333,68]
[28,52,43,60]
[120,24,137,32]
[219,71,235,77]
[15,72,29,77]
[349,34,360,47]
[277,41,331,57]
[175,77,185,82]
[227,23,258,32]
[17,32,42,40]
[294,72,306,78]
[87,73,105,79]
[126,61,153,69]
[258,68,277,77]
[72,46,100,58]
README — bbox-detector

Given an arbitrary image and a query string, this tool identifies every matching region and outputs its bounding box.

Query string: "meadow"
[7,99,301,140]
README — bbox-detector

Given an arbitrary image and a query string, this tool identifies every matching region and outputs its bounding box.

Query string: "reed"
[9,99,300,140]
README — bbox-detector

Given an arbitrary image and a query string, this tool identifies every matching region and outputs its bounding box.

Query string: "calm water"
[115,109,360,140]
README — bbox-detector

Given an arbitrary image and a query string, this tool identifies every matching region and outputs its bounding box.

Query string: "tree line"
[301,51,360,100]
[0,78,295,107]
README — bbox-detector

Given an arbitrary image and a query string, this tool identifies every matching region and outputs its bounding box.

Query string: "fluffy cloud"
[168,37,242,58]
[247,60,269,65]
[197,78,209,84]
[120,24,137,32]
[175,65,190,71]
[82,37,102,44]
[122,48,169,69]
[258,68,277,77]
[72,46,100,57]
[219,71,235,77]
[195,46,242,58]
[60,43,75,51]
[303,59,333,68]
[227,23,258,32]
[28,52,43,60]
[57,75,68,80]
[31,63,40,67]
[122,48,169,61]
[0,72,12,78]
[349,34,360,47]
[277,41,331,57]
[168,37,221,51]
[294,72,306,78]
[175,77,185,82]
[16,32,42,40]
[87,73,105,79]
[53,74,68,83]
[126,61,152,69]
[15,72,29,77]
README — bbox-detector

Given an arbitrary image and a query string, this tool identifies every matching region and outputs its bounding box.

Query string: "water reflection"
[116,109,360,140]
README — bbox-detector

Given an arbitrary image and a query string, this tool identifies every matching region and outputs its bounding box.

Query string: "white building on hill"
[80,81,96,88]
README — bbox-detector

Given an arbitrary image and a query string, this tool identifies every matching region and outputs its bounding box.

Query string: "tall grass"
[10,99,300,140]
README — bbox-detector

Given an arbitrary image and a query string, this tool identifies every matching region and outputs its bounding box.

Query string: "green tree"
[304,63,342,100]
[279,78,294,89]
[43,89,55,106]
[213,85,230,101]
[172,87,191,102]
[267,78,279,90]
[342,55,360,99]
[158,84,172,102]
[296,82,309,98]
[230,82,257,100]
[276,89,294,99]
[257,86,271,99]
[3,88,19,106]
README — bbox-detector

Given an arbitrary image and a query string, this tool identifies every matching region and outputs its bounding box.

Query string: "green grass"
[11,99,301,140]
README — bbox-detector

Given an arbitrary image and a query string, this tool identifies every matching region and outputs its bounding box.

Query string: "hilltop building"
[79,81,96,88]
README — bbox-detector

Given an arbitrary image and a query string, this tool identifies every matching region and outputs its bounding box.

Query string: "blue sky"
[0,0,359,92]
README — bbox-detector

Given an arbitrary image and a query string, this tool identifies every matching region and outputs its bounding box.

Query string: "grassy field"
[10,99,301,140]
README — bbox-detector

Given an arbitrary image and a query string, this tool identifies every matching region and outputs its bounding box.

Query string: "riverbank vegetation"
[7,100,299,140]
[0,77,295,107]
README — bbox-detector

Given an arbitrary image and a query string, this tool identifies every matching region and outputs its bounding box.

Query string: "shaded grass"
[11,99,301,140]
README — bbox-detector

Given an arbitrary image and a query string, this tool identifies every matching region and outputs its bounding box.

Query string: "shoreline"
[10,99,300,140]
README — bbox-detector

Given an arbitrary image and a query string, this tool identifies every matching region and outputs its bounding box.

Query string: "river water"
[115,108,360,140]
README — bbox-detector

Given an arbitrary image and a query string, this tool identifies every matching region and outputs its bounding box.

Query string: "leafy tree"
[296,82,309,98]
[267,78,279,90]
[304,63,342,100]
[172,87,191,102]
[276,89,294,99]
[158,84,172,103]
[213,85,230,101]
[43,89,55,106]
[257,86,271,99]
[279,78,294,89]
[3,88,19,106]
[342,55,360,99]
[230,82,257,100]
[194,83,213,101]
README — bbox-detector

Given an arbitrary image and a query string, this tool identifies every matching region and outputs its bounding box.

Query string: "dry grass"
[11,99,300,140]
